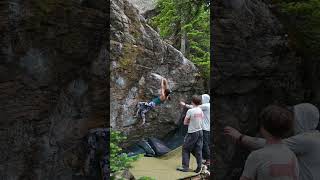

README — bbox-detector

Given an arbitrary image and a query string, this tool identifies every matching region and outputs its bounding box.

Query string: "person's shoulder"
[246,150,263,163]
[187,107,195,111]
[186,108,194,113]
[249,147,269,159]
[251,148,265,155]
[200,103,210,108]
[289,131,320,142]
[300,131,320,144]
[303,130,320,137]
[189,106,199,110]
[195,106,203,112]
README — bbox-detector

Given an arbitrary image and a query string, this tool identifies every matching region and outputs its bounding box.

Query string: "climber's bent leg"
[140,111,146,124]
[139,101,155,125]
[135,106,141,118]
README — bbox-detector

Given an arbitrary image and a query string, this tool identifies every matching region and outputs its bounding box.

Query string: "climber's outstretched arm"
[162,78,168,89]
[160,78,168,97]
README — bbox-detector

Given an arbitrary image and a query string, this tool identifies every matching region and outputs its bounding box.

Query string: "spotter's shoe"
[176,167,192,172]
[194,165,204,173]
[204,160,210,166]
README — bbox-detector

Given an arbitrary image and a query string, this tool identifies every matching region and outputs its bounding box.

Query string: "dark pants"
[202,130,210,161]
[182,130,203,169]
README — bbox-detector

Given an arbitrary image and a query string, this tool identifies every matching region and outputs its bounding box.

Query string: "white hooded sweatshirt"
[200,94,210,131]
[284,103,320,180]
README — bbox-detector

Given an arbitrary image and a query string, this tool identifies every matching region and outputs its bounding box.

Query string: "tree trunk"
[181,29,187,55]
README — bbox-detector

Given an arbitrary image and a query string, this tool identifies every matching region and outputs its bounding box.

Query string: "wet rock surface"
[110,0,204,145]
[0,0,108,179]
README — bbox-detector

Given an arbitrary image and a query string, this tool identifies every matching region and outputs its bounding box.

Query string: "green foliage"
[152,0,210,78]
[187,6,210,79]
[276,0,320,55]
[110,130,141,177]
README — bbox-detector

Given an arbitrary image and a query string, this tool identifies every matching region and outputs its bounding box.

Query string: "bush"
[110,130,140,178]
[110,130,154,180]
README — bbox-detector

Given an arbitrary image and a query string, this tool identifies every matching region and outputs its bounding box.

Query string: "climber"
[224,103,320,180]
[177,95,204,173]
[135,78,171,125]
[180,94,211,166]
[228,105,299,180]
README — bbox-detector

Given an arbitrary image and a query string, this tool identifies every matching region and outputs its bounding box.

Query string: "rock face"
[212,0,306,179]
[110,0,204,144]
[0,0,108,179]
[127,0,157,15]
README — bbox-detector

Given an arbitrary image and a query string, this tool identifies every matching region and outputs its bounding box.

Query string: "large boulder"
[0,0,108,179]
[110,0,204,144]
[212,0,305,179]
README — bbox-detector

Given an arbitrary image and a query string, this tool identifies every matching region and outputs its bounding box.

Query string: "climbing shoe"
[140,117,146,125]
[176,167,192,172]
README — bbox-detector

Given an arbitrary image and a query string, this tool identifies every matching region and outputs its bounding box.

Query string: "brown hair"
[191,95,202,106]
[259,105,294,138]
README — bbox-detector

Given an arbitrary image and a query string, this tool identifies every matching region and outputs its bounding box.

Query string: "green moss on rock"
[119,43,139,70]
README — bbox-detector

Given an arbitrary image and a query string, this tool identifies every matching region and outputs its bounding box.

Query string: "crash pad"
[148,137,170,156]
[130,146,199,180]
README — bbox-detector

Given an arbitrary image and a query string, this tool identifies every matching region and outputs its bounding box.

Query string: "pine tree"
[276,0,320,56]
[152,0,210,79]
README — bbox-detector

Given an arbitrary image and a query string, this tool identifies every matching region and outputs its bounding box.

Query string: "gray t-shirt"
[186,103,210,131]
[185,107,203,133]
[245,131,320,180]
[242,143,299,180]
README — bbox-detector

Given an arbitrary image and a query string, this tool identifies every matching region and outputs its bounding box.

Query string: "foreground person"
[177,95,204,173]
[227,105,299,180]
[225,103,320,180]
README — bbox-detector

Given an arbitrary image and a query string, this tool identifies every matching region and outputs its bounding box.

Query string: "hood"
[202,94,210,104]
[293,103,319,134]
